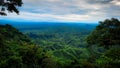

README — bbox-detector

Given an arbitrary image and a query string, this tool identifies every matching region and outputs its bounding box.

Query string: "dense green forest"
[0,18,120,68]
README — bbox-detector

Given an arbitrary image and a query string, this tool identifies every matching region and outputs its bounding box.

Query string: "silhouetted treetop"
[0,0,23,15]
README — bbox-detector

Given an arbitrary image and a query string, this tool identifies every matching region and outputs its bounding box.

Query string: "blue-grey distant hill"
[0,22,97,33]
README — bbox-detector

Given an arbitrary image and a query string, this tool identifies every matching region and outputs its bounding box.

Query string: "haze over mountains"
[0,22,97,31]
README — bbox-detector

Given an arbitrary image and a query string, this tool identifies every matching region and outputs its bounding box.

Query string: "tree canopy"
[0,0,23,16]
[86,18,120,48]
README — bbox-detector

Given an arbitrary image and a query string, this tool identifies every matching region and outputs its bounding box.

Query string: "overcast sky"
[0,0,120,23]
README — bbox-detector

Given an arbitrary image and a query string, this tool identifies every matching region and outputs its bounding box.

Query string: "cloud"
[0,11,109,23]
[0,0,120,23]
[110,0,120,6]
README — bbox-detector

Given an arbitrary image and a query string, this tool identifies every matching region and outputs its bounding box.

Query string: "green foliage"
[86,18,120,68]
[81,60,97,68]
[96,48,120,68]
[0,24,48,68]
[1,21,120,68]
[24,23,93,66]
[86,18,120,48]
[41,58,59,68]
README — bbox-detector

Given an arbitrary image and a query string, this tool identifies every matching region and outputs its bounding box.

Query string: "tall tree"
[0,0,22,15]
[86,18,120,48]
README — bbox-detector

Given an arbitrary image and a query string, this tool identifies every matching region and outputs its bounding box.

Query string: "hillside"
[0,23,96,68]
[0,24,53,68]
[23,23,94,61]
[5,22,96,60]
[0,22,119,68]
[0,24,31,45]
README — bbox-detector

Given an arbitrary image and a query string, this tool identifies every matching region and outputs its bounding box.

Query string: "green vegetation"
[0,24,55,68]
[0,18,120,68]
[25,23,93,65]
[86,18,120,48]
[86,18,120,68]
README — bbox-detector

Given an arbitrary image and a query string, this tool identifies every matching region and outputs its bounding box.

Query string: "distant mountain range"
[0,22,98,32]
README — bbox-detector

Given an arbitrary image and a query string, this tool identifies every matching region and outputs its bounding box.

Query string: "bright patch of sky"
[0,0,120,23]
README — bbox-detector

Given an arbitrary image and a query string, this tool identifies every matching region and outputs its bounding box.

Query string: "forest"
[0,18,120,68]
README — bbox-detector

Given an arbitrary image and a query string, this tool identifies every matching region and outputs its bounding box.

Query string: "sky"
[0,0,120,23]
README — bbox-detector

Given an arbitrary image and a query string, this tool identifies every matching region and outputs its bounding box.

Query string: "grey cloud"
[1,0,119,22]
[17,0,120,21]
[86,0,114,4]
